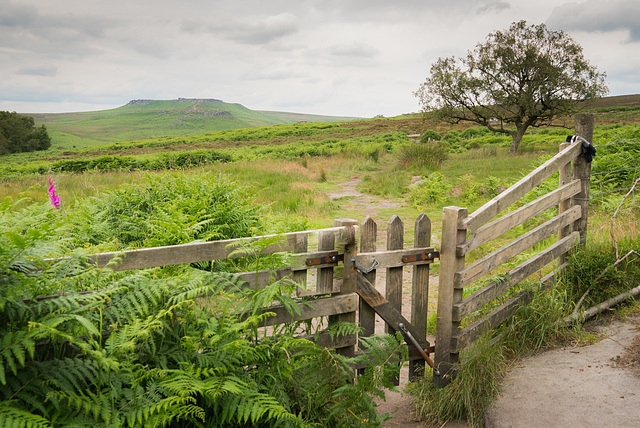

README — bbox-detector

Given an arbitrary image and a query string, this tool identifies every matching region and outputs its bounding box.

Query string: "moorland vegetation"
[0,97,639,426]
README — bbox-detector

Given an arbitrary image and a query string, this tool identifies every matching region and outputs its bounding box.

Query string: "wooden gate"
[63,215,437,383]
[433,114,594,385]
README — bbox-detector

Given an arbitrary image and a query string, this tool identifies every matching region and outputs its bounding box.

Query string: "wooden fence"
[70,215,437,383]
[433,114,595,385]
[39,115,596,387]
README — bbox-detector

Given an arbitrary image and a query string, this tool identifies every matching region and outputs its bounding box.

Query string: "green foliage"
[397,142,448,170]
[0,236,405,427]
[73,172,262,249]
[420,130,441,142]
[48,149,233,173]
[0,112,51,155]
[562,235,640,309]
[408,172,451,207]
[591,137,639,192]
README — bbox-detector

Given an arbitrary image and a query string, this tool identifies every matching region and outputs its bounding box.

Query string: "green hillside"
[29,98,359,149]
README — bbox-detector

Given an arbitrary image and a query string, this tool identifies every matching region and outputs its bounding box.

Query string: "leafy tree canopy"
[0,111,52,155]
[415,20,608,153]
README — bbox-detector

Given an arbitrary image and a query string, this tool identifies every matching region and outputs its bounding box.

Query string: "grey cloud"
[0,0,37,26]
[16,66,58,76]
[328,42,379,59]
[547,0,640,42]
[182,12,299,45]
[475,1,511,14]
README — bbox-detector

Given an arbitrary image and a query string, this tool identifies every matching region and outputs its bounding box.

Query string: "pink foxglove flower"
[48,177,61,210]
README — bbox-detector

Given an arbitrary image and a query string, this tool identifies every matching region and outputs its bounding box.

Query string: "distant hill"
[29,98,360,149]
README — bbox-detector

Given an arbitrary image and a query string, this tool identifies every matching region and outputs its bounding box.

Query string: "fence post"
[559,141,572,265]
[386,215,404,385]
[410,213,431,380]
[573,113,594,245]
[434,206,467,387]
[334,217,358,357]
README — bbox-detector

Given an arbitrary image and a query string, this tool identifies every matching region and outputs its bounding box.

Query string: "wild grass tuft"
[397,142,448,170]
[408,336,506,427]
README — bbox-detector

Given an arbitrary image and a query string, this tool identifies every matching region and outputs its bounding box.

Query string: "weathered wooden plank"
[293,234,308,291]
[317,230,336,294]
[334,218,358,357]
[452,264,567,353]
[386,216,404,339]
[67,227,346,272]
[355,247,437,269]
[455,205,581,288]
[251,293,358,327]
[356,273,430,350]
[434,206,467,386]
[234,268,293,291]
[462,140,582,232]
[359,216,378,340]
[385,216,403,385]
[452,231,579,321]
[457,179,581,256]
[558,142,573,265]
[410,213,431,380]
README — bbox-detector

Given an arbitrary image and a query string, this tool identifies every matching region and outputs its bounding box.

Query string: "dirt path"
[486,313,640,427]
[327,174,640,428]
[328,175,439,426]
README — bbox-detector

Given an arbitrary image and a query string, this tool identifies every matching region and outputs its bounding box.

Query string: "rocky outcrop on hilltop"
[127,98,224,106]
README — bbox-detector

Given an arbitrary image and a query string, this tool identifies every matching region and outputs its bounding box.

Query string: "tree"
[415,20,608,153]
[0,111,52,155]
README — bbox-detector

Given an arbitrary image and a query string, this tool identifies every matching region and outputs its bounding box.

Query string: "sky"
[1,0,639,118]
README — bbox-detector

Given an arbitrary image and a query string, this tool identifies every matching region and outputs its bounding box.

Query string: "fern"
[0,331,35,385]
[0,403,51,428]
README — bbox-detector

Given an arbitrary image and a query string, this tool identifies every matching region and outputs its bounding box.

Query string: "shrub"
[73,172,261,249]
[420,130,441,142]
[408,172,451,206]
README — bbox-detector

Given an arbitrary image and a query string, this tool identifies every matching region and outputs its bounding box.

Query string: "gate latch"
[352,257,379,274]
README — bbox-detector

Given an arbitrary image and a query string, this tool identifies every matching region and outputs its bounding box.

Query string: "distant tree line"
[0,111,52,155]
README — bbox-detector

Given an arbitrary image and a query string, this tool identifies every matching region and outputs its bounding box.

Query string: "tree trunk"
[508,127,527,154]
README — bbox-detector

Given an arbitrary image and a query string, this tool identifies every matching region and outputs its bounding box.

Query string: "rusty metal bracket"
[305,253,344,267]
[401,251,439,264]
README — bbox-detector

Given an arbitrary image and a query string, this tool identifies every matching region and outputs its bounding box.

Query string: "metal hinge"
[401,251,439,264]
[305,253,344,267]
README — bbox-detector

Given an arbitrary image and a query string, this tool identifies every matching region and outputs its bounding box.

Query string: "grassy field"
[28,98,360,150]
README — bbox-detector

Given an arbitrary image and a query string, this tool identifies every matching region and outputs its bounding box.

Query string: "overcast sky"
[1,0,639,117]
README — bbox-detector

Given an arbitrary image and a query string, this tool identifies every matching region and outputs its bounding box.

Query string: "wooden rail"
[41,216,436,382]
[434,113,595,386]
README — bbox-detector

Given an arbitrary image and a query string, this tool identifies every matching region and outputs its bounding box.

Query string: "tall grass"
[397,142,448,170]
